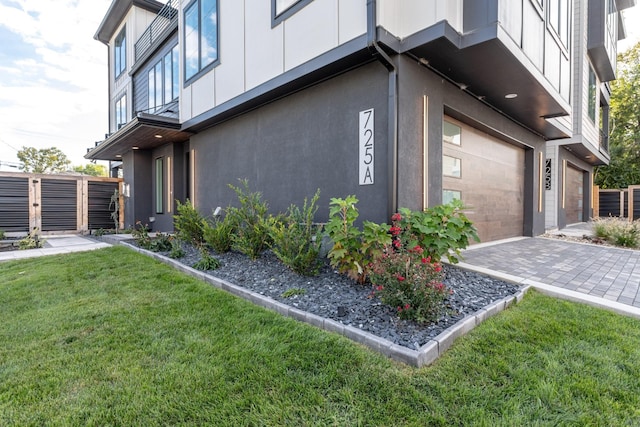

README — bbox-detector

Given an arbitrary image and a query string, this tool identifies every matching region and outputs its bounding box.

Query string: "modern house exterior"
[87,0,635,242]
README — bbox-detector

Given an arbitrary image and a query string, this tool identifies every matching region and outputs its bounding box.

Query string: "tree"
[73,164,107,177]
[17,146,71,174]
[595,42,640,188]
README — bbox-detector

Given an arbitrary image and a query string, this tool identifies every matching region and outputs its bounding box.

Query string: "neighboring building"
[87,0,635,242]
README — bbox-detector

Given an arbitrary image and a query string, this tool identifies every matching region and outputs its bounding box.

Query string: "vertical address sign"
[359,108,374,185]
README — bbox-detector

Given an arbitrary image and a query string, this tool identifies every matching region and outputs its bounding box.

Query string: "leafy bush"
[394,200,479,263]
[325,196,391,284]
[149,232,173,252]
[0,229,6,240]
[192,249,221,271]
[169,240,185,259]
[18,228,45,250]
[370,243,448,324]
[203,213,235,254]
[132,221,152,249]
[174,200,207,247]
[269,190,323,276]
[226,179,272,260]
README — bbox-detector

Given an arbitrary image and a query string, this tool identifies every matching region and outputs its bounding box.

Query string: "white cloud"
[0,0,112,169]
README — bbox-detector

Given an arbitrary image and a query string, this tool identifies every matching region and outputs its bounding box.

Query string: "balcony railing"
[134,0,178,63]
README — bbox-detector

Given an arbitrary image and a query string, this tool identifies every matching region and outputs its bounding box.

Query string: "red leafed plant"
[369,213,450,324]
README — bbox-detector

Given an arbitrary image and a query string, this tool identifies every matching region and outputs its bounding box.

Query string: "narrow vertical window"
[184,0,218,82]
[114,27,126,78]
[156,157,164,214]
[164,51,173,104]
[115,93,127,130]
[171,45,179,99]
[588,66,597,122]
[154,61,162,109]
[148,67,155,113]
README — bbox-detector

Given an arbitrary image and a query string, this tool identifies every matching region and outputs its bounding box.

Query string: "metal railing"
[134,0,178,62]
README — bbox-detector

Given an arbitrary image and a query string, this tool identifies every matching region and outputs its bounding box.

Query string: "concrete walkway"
[0,235,110,262]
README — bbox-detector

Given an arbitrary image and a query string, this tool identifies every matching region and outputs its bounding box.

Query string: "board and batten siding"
[180,0,368,122]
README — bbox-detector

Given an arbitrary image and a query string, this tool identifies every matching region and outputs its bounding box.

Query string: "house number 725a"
[359,108,374,185]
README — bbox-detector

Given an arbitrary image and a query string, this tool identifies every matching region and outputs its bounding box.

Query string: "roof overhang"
[401,21,571,140]
[85,114,192,161]
[95,0,164,44]
[555,139,610,166]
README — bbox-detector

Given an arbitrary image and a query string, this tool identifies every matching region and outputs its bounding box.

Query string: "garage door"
[442,117,524,243]
[565,163,584,224]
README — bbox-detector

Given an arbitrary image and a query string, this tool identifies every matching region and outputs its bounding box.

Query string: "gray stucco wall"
[190,62,390,224]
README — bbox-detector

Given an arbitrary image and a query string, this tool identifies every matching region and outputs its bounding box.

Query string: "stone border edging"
[119,241,528,367]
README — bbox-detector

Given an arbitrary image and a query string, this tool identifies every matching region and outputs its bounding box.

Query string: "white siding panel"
[215,0,245,104]
[338,0,367,44]
[377,0,400,36]
[284,0,338,71]
[191,70,215,117]
[181,84,192,121]
[245,0,284,90]
[377,0,462,39]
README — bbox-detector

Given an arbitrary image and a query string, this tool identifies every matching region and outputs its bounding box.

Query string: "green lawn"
[1,246,640,426]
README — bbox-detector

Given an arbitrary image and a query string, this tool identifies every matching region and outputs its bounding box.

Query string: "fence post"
[592,185,599,218]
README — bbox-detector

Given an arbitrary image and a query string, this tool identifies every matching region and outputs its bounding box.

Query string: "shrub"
[169,240,185,259]
[149,232,173,252]
[226,179,272,260]
[325,196,391,284]
[18,228,45,250]
[394,200,479,263]
[591,217,640,248]
[369,243,448,324]
[192,249,221,271]
[132,221,152,249]
[0,229,6,240]
[203,213,235,254]
[269,190,323,276]
[174,200,207,247]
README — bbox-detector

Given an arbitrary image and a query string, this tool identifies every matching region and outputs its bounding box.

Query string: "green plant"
[192,249,221,271]
[169,240,185,259]
[109,189,120,233]
[203,212,235,253]
[175,200,207,247]
[0,229,5,240]
[226,179,272,260]
[394,200,480,263]
[18,228,45,250]
[269,190,323,276]
[94,228,105,237]
[592,217,640,248]
[281,288,307,298]
[150,232,174,252]
[370,240,448,324]
[325,196,391,284]
[132,221,152,249]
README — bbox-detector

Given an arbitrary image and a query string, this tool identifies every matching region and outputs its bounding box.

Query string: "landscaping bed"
[148,241,520,350]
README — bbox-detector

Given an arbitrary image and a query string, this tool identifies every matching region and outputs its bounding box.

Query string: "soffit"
[95,0,165,44]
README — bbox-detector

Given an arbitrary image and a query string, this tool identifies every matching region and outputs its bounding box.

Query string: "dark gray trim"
[182,34,371,132]
[183,0,220,87]
[367,0,398,219]
[271,0,314,27]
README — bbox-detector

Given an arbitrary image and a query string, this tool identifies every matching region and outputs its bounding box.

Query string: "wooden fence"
[593,185,640,220]
[0,172,123,235]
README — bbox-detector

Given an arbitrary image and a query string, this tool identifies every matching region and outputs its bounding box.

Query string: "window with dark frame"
[114,27,126,78]
[148,46,179,114]
[272,0,313,25]
[115,93,127,130]
[588,65,597,122]
[156,157,164,214]
[184,0,218,82]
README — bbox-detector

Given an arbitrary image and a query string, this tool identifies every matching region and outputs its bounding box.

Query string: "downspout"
[367,0,398,219]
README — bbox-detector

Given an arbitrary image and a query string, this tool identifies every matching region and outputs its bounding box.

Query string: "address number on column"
[359,108,374,185]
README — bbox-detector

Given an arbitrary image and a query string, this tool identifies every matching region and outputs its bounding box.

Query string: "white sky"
[0,1,638,171]
[0,0,112,170]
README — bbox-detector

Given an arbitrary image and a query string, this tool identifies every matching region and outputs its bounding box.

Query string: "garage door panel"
[565,164,583,224]
[443,117,524,243]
